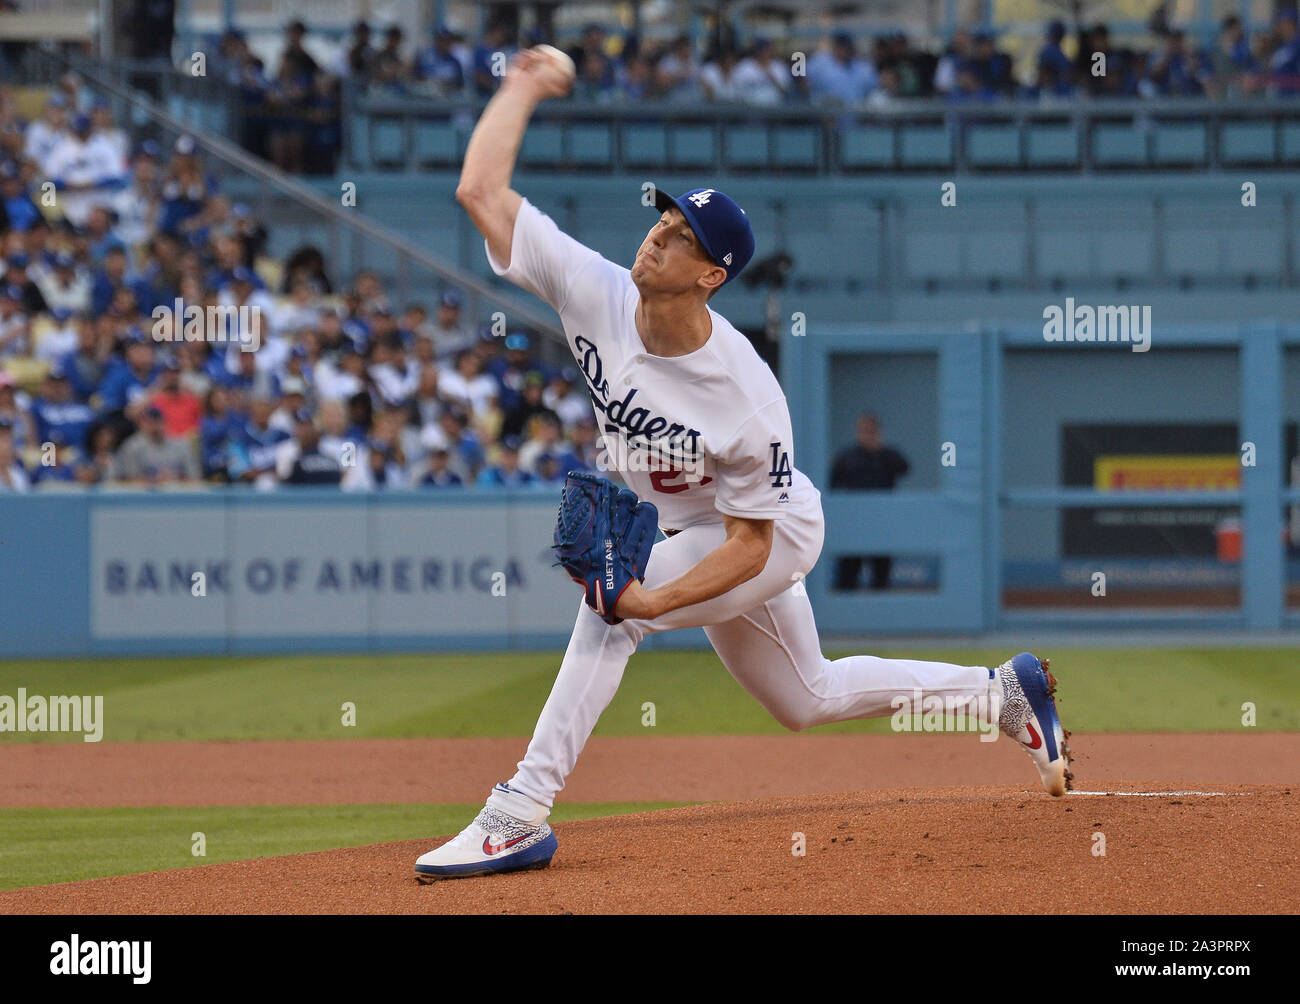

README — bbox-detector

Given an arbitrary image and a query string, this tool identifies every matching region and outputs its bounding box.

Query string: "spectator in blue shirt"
[85,206,126,264]
[970,30,1015,94]
[32,364,95,452]
[32,434,80,484]
[436,405,483,474]
[60,319,109,403]
[477,437,533,488]
[808,31,878,105]
[91,246,150,315]
[568,23,617,92]
[98,329,160,415]
[1270,10,1300,94]
[488,331,541,412]
[949,65,998,103]
[200,384,242,480]
[1036,20,1075,94]
[421,446,464,488]
[0,162,41,233]
[1076,23,1116,97]
[472,22,515,97]
[158,136,216,236]
[1144,31,1204,96]
[414,27,466,96]
[227,396,290,485]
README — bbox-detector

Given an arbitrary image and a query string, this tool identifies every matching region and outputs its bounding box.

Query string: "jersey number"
[649,468,713,494]
[769,442,793,487]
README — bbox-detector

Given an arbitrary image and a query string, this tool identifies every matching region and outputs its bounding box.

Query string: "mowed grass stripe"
[0,802,683,891]
[0,648,1296,742]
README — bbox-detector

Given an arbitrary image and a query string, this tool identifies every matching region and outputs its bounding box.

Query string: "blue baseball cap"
[650,186,755,286]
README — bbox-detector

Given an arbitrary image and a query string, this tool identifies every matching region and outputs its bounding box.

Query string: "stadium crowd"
[0,80,601,493]
[318,11,1300,104]
[198,11,1300,172]
[30,10,1288,175]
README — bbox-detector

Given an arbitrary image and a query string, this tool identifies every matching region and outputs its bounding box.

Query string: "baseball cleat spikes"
[994,652,1072,797]
[1042,659,1076,791]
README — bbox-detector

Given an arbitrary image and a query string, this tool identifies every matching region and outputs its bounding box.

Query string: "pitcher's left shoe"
[415,783,557,882]
[992,653,1073,797]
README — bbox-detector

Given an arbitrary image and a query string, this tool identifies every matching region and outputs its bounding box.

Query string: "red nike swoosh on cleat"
[482,834,529,856]
[1022,722,1043,750]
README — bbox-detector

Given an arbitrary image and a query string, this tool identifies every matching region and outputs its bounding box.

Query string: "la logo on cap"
[688,189,715,207]
[723,252,733,265]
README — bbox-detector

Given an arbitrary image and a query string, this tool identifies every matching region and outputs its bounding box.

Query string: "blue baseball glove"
[553,471,659,624]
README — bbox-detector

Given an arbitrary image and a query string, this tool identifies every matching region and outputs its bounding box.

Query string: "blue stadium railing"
[346,93,1300,175]
[29,55,1300,177]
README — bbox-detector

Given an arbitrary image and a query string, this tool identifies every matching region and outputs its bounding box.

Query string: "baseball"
[533,43,576,84]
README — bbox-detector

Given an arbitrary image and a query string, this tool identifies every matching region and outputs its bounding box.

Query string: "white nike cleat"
[991,653,1073,797]
[414,783,558,882]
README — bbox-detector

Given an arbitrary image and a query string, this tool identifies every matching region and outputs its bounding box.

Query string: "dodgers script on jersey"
[485,198,818,530]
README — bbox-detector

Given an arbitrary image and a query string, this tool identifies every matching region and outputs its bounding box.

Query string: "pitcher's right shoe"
[992,653,1073,797]
[414,782,557,882]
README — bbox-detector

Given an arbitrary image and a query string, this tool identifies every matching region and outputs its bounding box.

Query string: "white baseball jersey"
[485,197,818,531]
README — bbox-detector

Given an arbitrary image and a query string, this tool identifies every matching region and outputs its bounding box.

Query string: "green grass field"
[0,802,683,891]
[2,647,1295,890]
[1,648,1297,744]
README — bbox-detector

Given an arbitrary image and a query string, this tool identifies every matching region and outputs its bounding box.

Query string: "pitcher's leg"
[506,601,638,808]
[506,522,731,807]
[704,583,992,732]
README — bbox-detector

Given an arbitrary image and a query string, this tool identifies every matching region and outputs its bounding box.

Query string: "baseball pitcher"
[415,47,1071,881]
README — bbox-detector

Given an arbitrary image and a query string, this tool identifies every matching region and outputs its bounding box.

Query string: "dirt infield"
[4,732,1298,807]
[2,732,1296,913]
[2,786,1294,914]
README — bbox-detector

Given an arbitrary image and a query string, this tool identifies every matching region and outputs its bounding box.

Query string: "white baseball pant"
[508,503,993,808]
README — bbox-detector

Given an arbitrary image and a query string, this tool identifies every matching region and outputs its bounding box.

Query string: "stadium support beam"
[1239,325,1284,629]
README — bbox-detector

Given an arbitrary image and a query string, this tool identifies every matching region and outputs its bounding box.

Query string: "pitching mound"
[2,785,1295,914]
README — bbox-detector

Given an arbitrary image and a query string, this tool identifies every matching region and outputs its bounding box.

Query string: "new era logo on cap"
[648,185,756,285]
